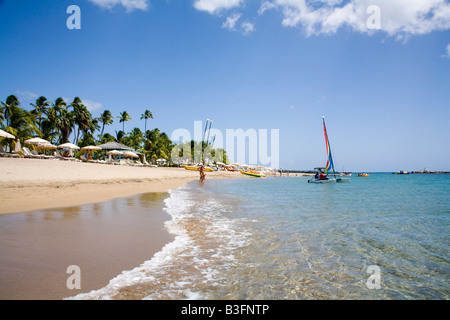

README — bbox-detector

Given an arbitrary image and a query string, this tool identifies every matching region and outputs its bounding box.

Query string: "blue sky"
[1,0,449,171]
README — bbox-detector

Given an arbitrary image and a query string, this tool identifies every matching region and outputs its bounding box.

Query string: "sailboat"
[308,116,349,184]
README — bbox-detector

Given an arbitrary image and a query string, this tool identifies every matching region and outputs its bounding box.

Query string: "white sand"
[0,157,239,214]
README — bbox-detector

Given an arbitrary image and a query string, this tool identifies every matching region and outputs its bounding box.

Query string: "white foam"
[66,182,250,300]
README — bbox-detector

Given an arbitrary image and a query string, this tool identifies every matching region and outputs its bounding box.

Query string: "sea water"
[73,173,449,300]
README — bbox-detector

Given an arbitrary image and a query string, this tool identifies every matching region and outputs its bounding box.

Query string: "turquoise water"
[75,173,449,300]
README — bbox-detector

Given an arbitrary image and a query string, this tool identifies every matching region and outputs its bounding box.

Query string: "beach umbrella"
[107,150,123,163]
[81,145,102,160]
[58,142,80,150]
[81,146,102,151]
[14,139,21,153]
[38,143,57,150]
[106,150,123,155]
[0,129,15,139]
[123,151,139,158]
[25,137,50,145]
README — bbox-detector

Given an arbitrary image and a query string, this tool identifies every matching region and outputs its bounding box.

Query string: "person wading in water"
[199,164,206,183]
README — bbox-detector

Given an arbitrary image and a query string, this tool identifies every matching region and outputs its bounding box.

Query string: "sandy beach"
[0,157,237,215]
[0,157,239,299]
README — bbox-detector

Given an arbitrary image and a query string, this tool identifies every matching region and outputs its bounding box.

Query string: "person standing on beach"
[199,164,206,183]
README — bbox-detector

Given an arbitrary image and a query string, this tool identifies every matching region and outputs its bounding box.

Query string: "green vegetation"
[1,94,227,165]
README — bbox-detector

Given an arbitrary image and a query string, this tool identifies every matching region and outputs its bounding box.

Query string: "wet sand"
[0,192,174,300]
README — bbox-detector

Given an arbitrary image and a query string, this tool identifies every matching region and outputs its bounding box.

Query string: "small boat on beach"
[240,170,266,178]
[308,117,349,184]
[183,165,214,172]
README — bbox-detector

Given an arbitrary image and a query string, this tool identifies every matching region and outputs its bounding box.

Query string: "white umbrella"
[14,139,21,153]
[0,129,15,139]
[25,137,50,145]
[123,151,139,158]
[58,142,80,150]
[106,150,123,155]
[81,145,102,151]
[38,143,57,150]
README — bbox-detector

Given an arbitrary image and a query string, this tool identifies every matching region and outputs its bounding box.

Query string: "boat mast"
[322,116,337,179]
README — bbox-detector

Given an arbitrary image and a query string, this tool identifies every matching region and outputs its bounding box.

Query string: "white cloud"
[82,99,103,112]
[222,14,255,35]
[258,1,277,15]
[442,43,450,58]
[222,13,241,30]
[16,90,39,101]
[259,0,450,37]
[194,0,244,14]
[241,21,255,35]
[88,0,149,12]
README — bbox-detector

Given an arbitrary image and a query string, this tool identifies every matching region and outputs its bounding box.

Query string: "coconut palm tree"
[1,95,20,128]
[124,127,144,151]
[52,97,67,114]
[140,109,153,133]
[99,132,116,144]
[70,98,92,144]
[115,130,126,143]
[30,96,51,133]
[6,103,40,142]
[0,104,4,129]
[58,108,74,144]
[118,111,132,132]
[98,109,114,136]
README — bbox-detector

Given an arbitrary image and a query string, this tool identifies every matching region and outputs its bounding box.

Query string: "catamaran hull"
[308,177,349,183]
[308,178,336,183]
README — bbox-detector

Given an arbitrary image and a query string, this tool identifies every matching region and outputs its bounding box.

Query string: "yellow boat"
[240,170,266,178]
[183,165,214,172]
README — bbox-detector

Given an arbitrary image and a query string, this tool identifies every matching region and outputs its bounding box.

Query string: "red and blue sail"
[323,117,334,174]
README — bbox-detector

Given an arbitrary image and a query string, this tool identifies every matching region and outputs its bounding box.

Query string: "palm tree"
[58,108,74,144]
[125,127,144,151]
[118,111,132,132]
[140,109,153,133]
[115,130,126,143]
[99,133,116,144]
[98,110,114,136]
[0,103,4,128]
[70,98,92,144]
[52,97,67,114]
[6,103,40,142]
[30,96,50,133]
[1,95,20,128]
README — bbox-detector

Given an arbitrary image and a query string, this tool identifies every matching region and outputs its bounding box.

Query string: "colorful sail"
[323,117,334,174]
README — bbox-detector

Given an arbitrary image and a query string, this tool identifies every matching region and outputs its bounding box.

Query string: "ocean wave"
[66,182,250,300]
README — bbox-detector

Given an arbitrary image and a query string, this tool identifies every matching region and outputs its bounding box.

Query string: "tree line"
[1,94,228,165]
[0,94,172,163]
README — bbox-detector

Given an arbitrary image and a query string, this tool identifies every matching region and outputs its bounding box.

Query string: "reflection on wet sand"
[0,192,173,300]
